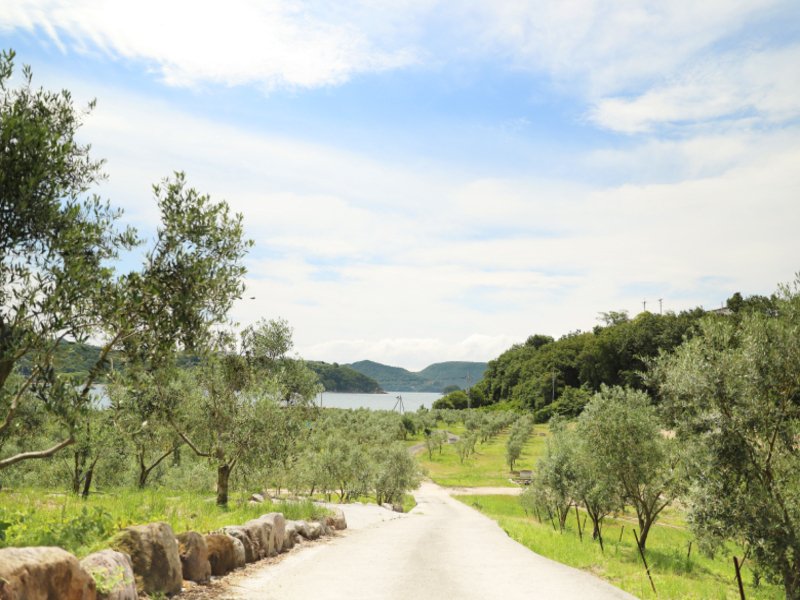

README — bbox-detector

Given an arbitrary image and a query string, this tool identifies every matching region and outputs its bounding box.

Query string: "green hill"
[307,362,385,393]
[416,361,488,388]
[346,360,488,392]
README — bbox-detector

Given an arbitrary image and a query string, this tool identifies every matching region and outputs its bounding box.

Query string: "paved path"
[231,481,637,600]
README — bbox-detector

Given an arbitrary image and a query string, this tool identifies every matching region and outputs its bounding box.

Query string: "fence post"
[733,556,746,600]
[633,529,657,596]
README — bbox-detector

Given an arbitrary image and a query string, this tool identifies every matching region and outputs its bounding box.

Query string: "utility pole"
[659,298,663,315]
[642,298,647,312]
[552,369,555,402]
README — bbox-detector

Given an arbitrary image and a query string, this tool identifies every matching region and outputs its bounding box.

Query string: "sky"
[2,0,800,370]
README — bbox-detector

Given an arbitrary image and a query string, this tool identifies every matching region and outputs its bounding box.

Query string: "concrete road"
[232,481,638,600]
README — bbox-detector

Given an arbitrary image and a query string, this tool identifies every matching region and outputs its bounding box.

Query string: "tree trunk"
[784,561,800,600]
[138,452,148,488]
[81,466,94,498]
[217,463,231,506]
[72,452,82,494]
[637,514,652,553]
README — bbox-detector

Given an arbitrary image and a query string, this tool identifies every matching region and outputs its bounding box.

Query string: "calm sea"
[316,391,442,412]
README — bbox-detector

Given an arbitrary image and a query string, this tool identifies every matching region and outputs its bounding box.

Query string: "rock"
[330,507,347,530]
[244,518,273,558]
[381,503,394,511]
[0,546,97,600]
[318,521,332,536]
[81,549,137,600]
[220,527,258,563]
[204,534,236,576]
[282,521,296,551]
[109,522,182,596]
[293,520,311,539]
[249,493,265,504]
[392,503,404,513]
[258,513,285,554]
[226,536,245,569]
[175,531,211,584]
[307,522,322,540]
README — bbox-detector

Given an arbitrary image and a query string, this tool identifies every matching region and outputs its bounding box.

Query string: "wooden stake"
[633,529,657,596]
[618,525,625,543]
[687,541,692,559]
[733,556,746,600]
[546,505,557,532]
[583,515,587,531]
[575,506,583,541]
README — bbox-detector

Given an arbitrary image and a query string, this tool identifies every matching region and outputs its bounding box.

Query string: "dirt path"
[224,481,637,600]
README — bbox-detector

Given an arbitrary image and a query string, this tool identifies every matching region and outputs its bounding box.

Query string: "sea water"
[315,391,442,412]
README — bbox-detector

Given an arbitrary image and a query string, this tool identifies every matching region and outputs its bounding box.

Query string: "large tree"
[0,50,251,470]
[168,319,321,506]
[652,279,800,600]
[577,385,684,552]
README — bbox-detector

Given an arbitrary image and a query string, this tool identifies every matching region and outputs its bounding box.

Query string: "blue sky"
[3,0,800,369]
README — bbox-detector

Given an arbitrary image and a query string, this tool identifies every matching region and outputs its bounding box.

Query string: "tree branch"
[0,435,76,469]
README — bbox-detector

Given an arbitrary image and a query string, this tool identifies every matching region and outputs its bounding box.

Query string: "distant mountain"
[346,360,488,393]
[307,362,385,394]
[417,361,488,388]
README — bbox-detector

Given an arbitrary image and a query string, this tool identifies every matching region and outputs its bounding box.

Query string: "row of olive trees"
[521,387,683,552]
[285,409,421,505]
[505,414,534,470]
[522,281,800,600]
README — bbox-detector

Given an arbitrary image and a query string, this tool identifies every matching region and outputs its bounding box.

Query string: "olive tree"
[651,279,800,599]
[168,319,321,505]
[577,385,684,552]
[0,50,251,471]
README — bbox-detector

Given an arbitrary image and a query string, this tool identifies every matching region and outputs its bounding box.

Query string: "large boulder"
[330,507,347,530]
[220,526,258,563]
[109,522,182,596]
[306,522,322,540]
[249,493,265,504]
[258,513,285,553]
[0,546,97,600]
[227,536,246,569]
[204,534,236,576]
[293,520,311,539]
[175,531,211,584]
[392,504,404,513]
[282,522,296,551]
[244,518,273,558]
[80,549,137,600]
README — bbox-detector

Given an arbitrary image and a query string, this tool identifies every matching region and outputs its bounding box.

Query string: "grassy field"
[0,488,327,558]
[457,494,781,600]
[413,424,549,487]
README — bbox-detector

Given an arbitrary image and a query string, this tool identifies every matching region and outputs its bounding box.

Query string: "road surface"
[231,481,637,600]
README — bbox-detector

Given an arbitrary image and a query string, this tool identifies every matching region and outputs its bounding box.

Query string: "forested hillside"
[472,292,777,420]
[307,362,385,393]
[347,360,487,392]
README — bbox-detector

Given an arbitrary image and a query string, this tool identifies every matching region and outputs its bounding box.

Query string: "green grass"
[415,425,549,487]
[457,494,782,600]
[0,488,327,558]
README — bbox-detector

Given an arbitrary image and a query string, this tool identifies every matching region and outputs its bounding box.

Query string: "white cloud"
[26,73,800,369]
[298,334,518,371]
[590,45,800,132]
[0,0,417,90]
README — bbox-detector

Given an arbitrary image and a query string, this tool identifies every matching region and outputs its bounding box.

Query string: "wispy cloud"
[0,0,418,90]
